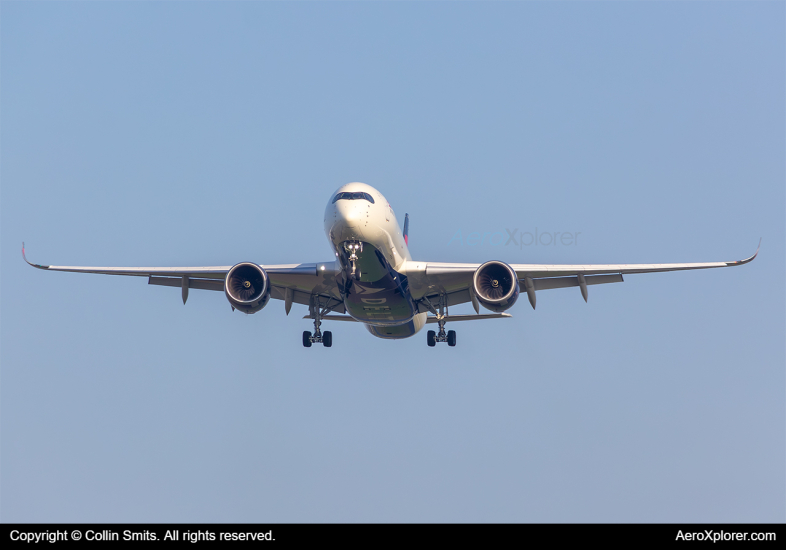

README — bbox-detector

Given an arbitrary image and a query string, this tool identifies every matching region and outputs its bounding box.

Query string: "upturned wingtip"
[732,239,761,266]
[21,243,49,269]
[749,238,762,261]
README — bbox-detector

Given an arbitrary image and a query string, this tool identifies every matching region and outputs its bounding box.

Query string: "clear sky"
[2,1,784,522]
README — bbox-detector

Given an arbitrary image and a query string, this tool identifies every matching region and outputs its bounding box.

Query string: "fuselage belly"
[324,183,426,339]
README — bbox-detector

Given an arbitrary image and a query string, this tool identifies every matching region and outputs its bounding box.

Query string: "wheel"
[427,330,436,347]
[323,331,332,347]
[447,330,456,347]
[302,331,312,347]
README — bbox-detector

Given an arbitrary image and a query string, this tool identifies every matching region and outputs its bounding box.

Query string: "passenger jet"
[23,182,759,347]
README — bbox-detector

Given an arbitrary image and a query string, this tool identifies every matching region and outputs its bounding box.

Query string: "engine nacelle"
[472,261,519,312]
[225,262,271,314]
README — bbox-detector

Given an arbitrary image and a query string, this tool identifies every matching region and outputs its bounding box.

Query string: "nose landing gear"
[343,241,363,280]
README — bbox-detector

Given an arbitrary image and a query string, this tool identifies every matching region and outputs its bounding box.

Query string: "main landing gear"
[424,293,457,347]
[303,296,332,348]
[303,330,331,348]
[427,329,456,347]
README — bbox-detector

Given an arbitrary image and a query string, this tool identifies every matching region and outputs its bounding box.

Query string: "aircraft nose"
[336,201,362,228]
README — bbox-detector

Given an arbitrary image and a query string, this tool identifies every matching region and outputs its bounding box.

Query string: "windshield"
[332,192,375,204]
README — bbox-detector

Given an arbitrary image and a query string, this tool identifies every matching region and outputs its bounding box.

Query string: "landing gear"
[343,241,363,280]
[423,293,457,347]
[302,330,332,348]
[303,296,333,347]
[425,325,455,346]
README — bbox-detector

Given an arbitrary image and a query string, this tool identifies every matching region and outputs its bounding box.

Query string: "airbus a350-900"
[23,182,759,347]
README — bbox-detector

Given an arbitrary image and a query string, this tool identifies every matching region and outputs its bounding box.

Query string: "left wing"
[405,240,760,311]
[22,244,342,312]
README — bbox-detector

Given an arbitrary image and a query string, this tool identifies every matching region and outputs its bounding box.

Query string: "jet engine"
[472,261,519,312]
[225,262,270,314]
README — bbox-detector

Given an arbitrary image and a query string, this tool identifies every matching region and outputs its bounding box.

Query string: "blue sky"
[2,1,784,522]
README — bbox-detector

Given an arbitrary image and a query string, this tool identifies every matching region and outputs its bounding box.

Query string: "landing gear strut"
[303,296,332,348]
[343,241,363,280]
[424,293,457,347]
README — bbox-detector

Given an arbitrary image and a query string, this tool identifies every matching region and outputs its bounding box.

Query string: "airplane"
[23,182,759,348]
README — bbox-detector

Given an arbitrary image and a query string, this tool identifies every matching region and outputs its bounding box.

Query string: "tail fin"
[403,213,409,245]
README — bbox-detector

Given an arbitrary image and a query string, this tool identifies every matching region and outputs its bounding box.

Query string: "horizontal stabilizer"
[426,313,512,324]
[303,314,359,322]
[304,313,513,323]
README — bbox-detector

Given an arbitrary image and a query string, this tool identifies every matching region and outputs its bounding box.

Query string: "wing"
[22,244,342,313]
[405,240,760,311]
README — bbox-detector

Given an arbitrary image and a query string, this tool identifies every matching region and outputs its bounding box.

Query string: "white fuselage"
[324,182,410,268]
[323,182,427,338]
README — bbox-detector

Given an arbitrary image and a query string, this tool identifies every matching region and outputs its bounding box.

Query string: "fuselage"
[324,182,427,339]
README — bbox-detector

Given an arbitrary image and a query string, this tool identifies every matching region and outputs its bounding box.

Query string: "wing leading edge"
[22,243,232,278]
[423,240,759,278]
[23,240,760,314]
[22,243,341,312]
[410,240,760,311]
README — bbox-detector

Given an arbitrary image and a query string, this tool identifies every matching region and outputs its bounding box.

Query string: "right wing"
[22,244,342,312]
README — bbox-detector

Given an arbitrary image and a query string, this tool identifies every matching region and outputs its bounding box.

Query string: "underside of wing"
[22,244,232,278]
[22,244,342,312]
[406,240,760,311]
[510,241,760,278]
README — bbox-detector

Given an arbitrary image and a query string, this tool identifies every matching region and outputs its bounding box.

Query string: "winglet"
[403,213,409,246]
[729,238,761,266]
[21,242,50,270]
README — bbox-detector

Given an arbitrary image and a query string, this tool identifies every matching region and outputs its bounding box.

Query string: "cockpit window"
[332,192,375,204]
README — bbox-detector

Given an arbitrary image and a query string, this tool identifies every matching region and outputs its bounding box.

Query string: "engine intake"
[473,261,519,312]
[225,262,270,314]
